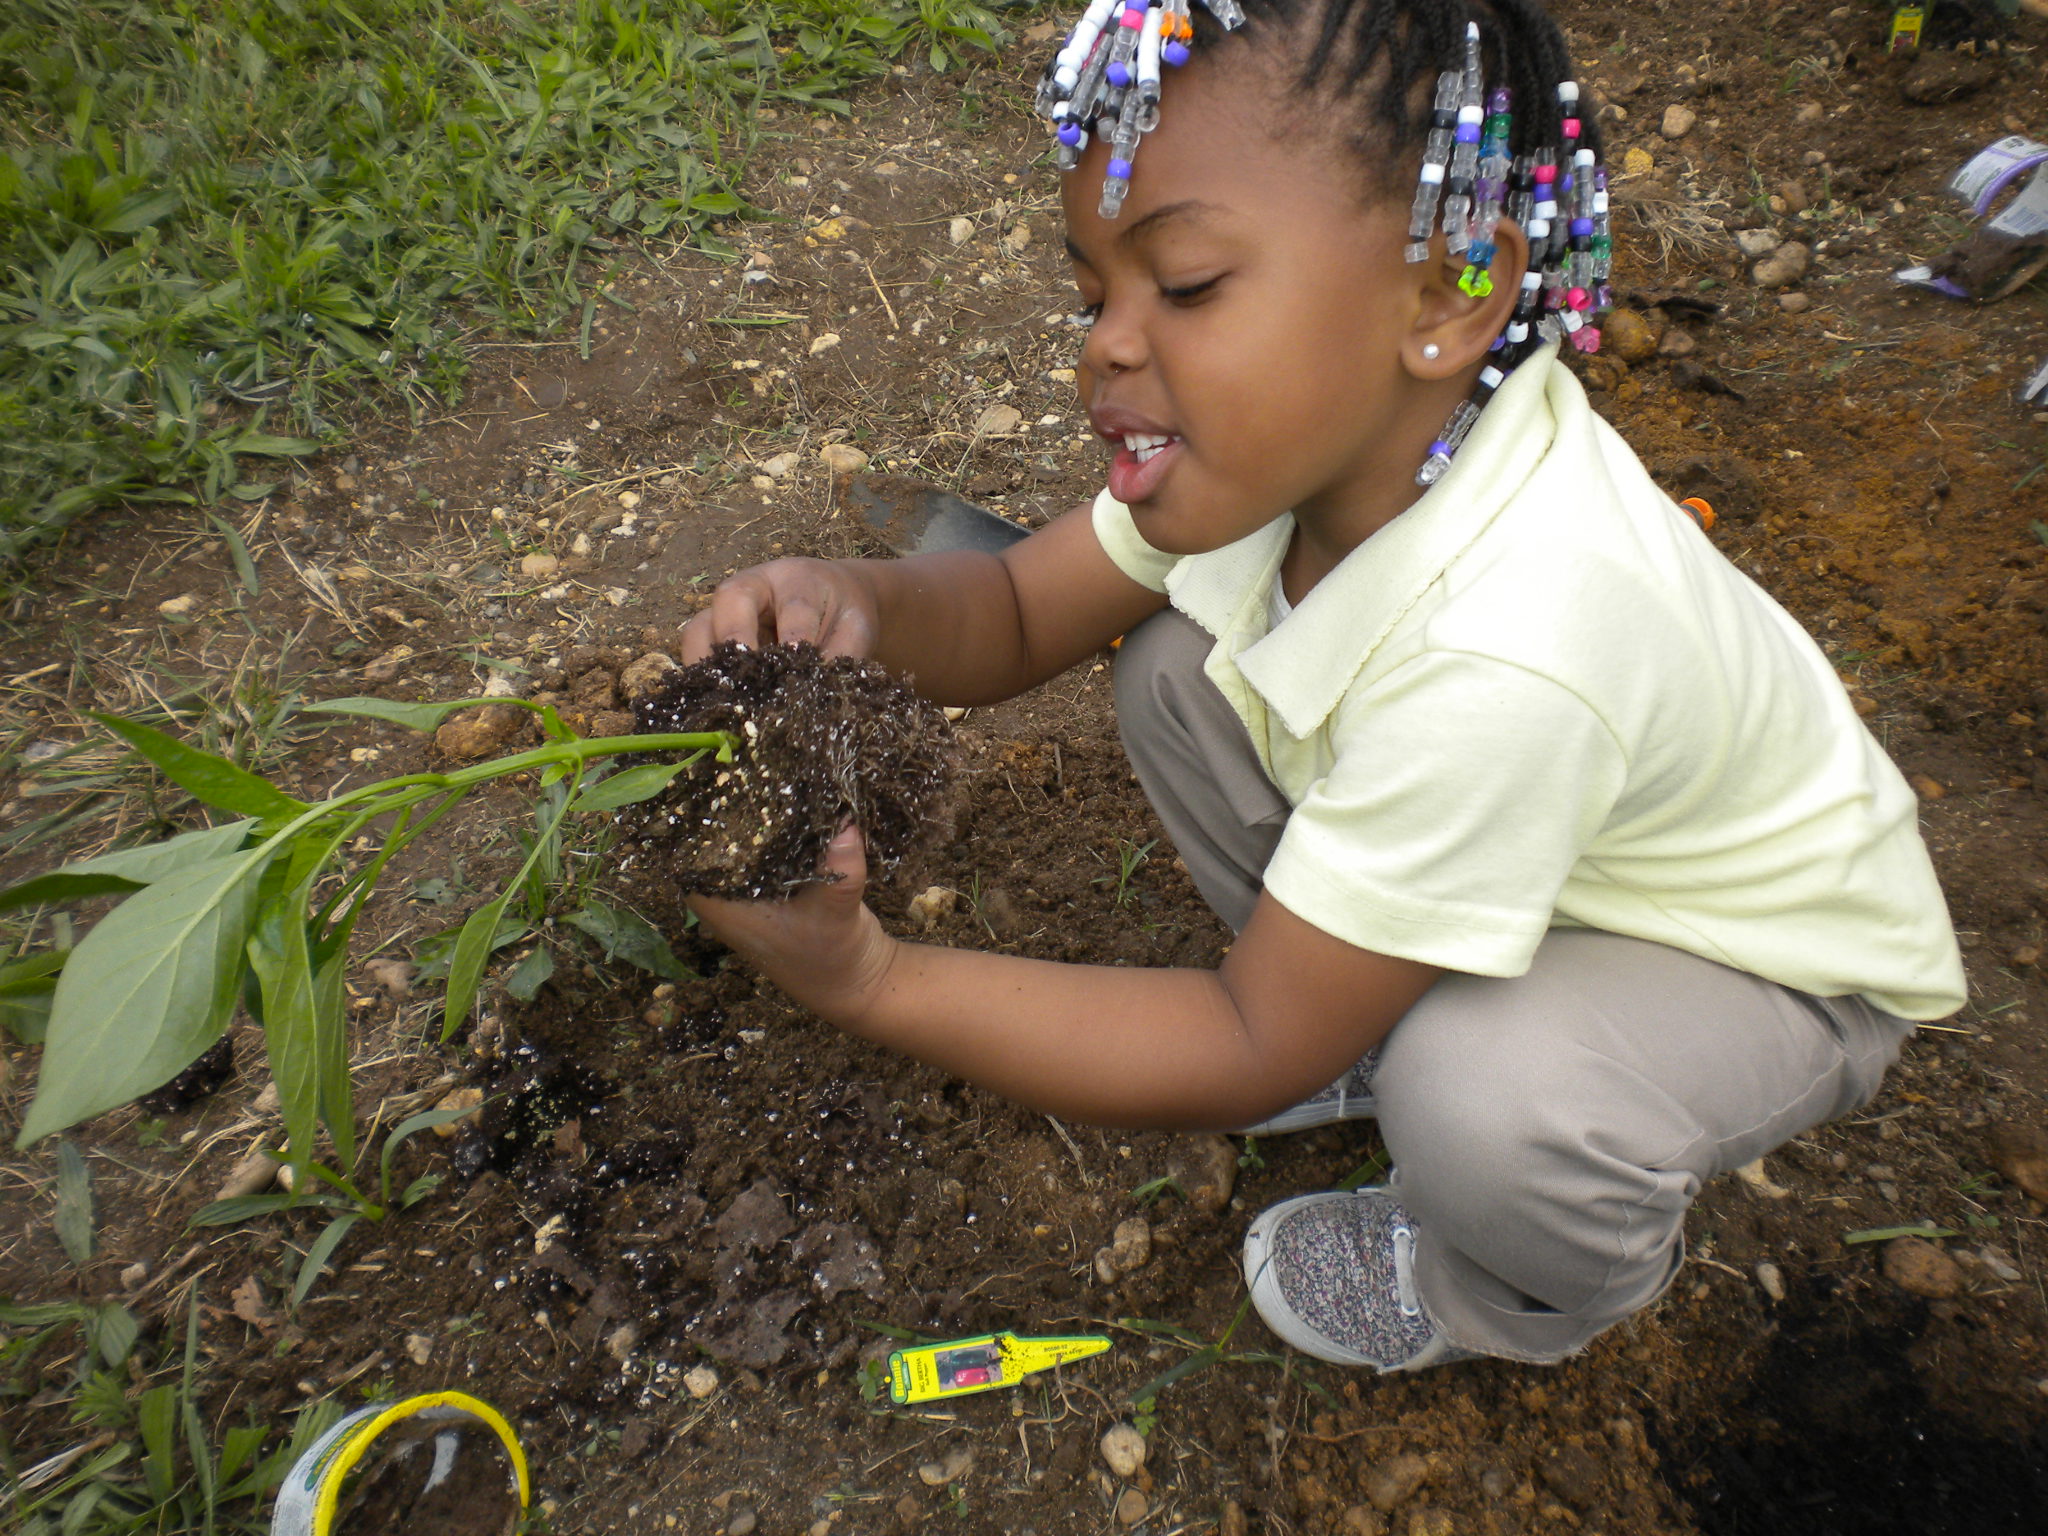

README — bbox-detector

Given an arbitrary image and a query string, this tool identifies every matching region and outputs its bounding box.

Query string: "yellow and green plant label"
[887,1332,1111,1405]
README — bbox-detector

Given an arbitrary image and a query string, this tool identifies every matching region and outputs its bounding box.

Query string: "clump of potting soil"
[614,641,956,898]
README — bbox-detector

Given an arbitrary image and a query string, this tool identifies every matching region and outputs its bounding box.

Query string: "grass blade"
[205,512,261,595]
[53,1139,94,1264]
[292,1212,363,1307]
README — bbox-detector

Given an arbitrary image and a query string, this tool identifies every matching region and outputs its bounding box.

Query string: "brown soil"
[620,641,958,898]
[4,5,2048,1535]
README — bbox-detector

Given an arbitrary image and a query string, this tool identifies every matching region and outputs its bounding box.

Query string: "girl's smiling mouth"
[1107,432,1182,503]
[1092,408,1184,504]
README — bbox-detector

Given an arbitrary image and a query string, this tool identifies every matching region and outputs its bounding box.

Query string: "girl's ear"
[1406,215,1531,377]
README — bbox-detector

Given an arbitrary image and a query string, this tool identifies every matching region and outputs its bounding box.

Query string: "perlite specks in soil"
[616,642,957,898]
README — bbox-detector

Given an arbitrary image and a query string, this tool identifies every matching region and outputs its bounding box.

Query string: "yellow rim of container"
[310,1390,531,1536]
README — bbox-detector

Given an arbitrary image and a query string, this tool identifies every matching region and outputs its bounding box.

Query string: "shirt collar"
[1169,344,1565,741]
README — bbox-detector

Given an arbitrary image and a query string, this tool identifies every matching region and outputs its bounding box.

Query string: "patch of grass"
[1,1293,341,1535]
[0,0,1013,559]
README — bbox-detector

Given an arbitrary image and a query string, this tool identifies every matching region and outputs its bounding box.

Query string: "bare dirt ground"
[6,3,2048,1533]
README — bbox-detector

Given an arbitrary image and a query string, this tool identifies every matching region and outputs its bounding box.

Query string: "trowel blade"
[844,475,1031,559]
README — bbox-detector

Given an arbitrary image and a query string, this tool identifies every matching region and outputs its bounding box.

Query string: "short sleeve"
[1090,488,1178,593]
[1260,651,1628,975]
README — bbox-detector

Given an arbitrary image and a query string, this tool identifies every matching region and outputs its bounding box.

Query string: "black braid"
[1189,0,1598,199]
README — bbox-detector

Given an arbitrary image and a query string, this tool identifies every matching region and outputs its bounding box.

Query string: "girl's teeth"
[1121,432,1176,461]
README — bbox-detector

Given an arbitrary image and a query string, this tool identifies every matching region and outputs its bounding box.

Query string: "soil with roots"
[3,5,2048,1535]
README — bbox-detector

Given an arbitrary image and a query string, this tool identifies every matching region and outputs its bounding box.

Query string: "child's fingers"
[819,822,869,888]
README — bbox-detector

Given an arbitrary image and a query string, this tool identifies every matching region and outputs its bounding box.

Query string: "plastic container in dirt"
[270,1390,530,1536]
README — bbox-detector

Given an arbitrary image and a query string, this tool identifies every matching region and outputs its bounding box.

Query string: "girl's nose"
[1079,300,1145,379]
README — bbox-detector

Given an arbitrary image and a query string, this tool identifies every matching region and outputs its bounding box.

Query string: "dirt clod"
[435,702,531,762]
[1114,1487,1149,1526]
[1364,1452,1431,1513]
[1536,1443,1602,1508]
[1882,1236,1965,1299]
[1986,1120,2048,1204]
[619,642,955,898]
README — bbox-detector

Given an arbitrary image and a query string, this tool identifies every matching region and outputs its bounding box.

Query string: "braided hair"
[1036,0,1610,485]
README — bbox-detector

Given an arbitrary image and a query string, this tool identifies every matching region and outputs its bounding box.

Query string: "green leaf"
[248,902,321,1172]
[19,847,273,1146]
[139,1383,177,1504]
[568,760,686,813]
[187,1192,298,1227]
[91,715,305,821]
[0,820,254,914]
[307,696,499,732]
[84,1303,139,1370]
[0,950,64,1043]
[564,899,691,981]
[0,979,53,1043]
[442,890,518,1041]
[313,947,353,1169]
[503,945,555,1000]
[379,1104,478,1207]
[1842,1223,1962,1244]
[54,1139,94,1264]
[291,1212,362,1307]
[398,1173,444,1210]
[205,512,261,595]
[225,431,321,458]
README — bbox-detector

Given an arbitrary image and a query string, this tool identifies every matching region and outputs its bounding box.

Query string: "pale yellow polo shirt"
[1093,347,1966,1020]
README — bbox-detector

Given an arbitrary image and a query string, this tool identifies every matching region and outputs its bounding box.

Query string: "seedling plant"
[2,693,735,1253]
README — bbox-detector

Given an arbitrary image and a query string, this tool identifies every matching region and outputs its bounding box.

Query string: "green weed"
[1092,836,1156,909]
[1,1293,342,1535]
[0,0,1012,557]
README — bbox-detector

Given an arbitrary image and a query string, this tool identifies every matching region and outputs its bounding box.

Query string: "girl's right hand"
[678,557,879,663]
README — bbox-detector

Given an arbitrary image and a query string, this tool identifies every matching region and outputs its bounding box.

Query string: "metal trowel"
[843,474,1032,559]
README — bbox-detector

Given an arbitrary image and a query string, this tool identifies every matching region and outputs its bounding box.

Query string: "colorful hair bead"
[1034,0,1245,219]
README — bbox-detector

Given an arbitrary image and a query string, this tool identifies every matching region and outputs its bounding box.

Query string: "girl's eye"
[1160,276,1223,305]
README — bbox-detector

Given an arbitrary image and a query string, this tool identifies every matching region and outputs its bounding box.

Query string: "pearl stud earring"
[1422,343,1442,361]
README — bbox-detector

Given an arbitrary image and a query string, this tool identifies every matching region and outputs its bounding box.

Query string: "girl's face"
[1063,51,1469,560]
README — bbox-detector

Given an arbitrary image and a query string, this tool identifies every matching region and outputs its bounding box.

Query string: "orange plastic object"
[1679,496,1717,532]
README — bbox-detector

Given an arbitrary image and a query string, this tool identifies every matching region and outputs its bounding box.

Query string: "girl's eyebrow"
[1066,199,1224,267]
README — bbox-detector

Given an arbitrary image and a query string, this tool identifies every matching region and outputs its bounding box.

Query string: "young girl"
[679,0,1966,1372]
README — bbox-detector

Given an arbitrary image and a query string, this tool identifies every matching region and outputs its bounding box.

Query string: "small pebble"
[1115,1488,1149,1526]
[1755,1261,1786,1302]
[1661,103,1697,139]
[1778,292,1812,314]
[726,1507,757,1536]
[947,216,973,245]
[120,1262,148,1290]
[1100,1422,1147,1479]
[684,1364,720,1399]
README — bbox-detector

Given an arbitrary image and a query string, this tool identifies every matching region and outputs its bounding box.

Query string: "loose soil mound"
[620,641,957,898]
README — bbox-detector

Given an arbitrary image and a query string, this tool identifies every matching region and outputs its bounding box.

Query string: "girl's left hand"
[685,825,899,1025]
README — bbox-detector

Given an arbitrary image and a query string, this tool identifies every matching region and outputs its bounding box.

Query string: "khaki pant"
[1114,609,1912,1361]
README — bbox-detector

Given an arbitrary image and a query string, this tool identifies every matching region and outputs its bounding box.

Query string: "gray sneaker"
[1242,1187,1472,1371]
[1237,1048,1380,1135]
